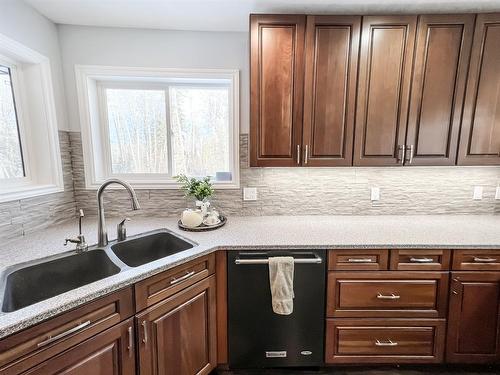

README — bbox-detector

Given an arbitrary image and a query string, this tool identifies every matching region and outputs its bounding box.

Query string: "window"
[76,66,239,189]
[0,33,63,202]
[0,64,25,179]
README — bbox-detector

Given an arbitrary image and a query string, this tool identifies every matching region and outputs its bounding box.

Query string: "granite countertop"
[1,214,500,339]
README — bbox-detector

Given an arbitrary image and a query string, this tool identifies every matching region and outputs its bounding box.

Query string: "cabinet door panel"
[250,15,306,166]
[354,16,417,166]
[137,276,216,375]
[458,14,500,165]
[406,15,474,165]
[447,272,500,363]
[21,319,135,375]
[302,16,360,166]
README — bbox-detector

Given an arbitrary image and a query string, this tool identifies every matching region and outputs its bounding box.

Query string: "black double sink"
[0,229,195,313]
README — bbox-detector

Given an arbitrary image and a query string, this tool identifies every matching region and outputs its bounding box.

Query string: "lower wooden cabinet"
[325,319,446,364]
[136,275,217,375]
[447,272,500,363]
[20,319,135,375]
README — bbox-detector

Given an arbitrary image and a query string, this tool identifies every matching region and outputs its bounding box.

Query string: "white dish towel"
[268,256,295,315]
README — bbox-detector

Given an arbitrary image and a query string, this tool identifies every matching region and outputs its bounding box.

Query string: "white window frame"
[0,33,63,203]
[75,65,240,189]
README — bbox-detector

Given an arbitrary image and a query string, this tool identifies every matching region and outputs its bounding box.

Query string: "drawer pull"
[409,257,434,263]
[347,258,373,263]
[170,271,195,285]
[473,257,497,263]
[375,339,398,347]
[37,320,91,348]
[377,293,400,300]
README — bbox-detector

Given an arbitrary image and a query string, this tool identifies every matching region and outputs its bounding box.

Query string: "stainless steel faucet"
[65,209,88,253]
[97,179,140,247]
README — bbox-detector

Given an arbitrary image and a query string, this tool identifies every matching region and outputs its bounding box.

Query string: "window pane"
[169,86,230,179]
[0,65,24,179]
[106,88,168,174]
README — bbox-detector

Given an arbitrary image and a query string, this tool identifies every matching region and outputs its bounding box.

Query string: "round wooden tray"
[178,215,227,232]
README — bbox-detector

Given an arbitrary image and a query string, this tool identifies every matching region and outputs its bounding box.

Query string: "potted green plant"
[174,174,214,215]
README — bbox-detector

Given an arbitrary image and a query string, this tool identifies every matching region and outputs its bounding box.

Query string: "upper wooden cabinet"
[302,16,361,166]
[353,16,417,166]
[250,14,306,167]
[458,13,500,165]
[406,14,474,165]
[250,13,499,167]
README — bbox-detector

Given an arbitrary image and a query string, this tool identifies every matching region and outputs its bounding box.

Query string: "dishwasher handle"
[234,253,322,265]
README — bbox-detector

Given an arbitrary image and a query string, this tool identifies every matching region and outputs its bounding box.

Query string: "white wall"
[0,0,68,130]
[57,25,249,132]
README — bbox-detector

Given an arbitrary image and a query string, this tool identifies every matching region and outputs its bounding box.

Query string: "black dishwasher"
[228,250,326,368]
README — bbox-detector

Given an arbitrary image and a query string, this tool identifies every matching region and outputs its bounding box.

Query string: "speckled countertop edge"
[1,214,500,339]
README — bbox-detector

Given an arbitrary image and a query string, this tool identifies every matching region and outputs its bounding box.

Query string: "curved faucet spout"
[97,178,140,247]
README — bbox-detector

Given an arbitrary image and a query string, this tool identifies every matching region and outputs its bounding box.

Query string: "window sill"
[0,184,65,203]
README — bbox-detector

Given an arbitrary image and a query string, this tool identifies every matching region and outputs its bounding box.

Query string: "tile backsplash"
[71,132,500,218]
[1,130,499,243]
[0,131,77,242]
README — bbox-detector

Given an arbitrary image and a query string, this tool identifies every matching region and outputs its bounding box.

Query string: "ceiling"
[24,0,500,32]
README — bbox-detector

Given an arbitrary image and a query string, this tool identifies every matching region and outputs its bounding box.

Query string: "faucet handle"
[117,218,130,242]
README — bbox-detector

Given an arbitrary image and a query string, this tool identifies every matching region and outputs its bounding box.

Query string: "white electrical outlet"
[370,187,380,201]
[243,187,257,201]
[496,186,500,200]
[473,186,483,200]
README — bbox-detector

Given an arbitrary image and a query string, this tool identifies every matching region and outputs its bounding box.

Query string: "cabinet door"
[22,319,135,375]
[302,16,361,166]
[250,14,306,167]
[406,15,474,166]
[447,272,500,363]
[137,276,216,375]
[458,14,500,165]
[353,16,417,166]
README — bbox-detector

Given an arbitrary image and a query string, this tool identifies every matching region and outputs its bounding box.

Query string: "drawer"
[452,250,500,271]
[390,249,450,271]
[328,250,388,270]
[0,287,133,375]
[325,318,445,364]
[326,272,449,318]
[135,253,215,311]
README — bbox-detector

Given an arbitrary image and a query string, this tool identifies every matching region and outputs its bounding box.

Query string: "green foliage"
[174,174,214,201]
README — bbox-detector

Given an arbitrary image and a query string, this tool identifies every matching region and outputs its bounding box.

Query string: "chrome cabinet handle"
[142,321,148,344]
[170,271,195,285]
[473,257,497,263]
[397,145,406,164]
[347,258,373,263]
[375,339,398,347]
[37,320,91,348]
[127,326,133,356]
[377,293,400,300]
[304,145,309,164]
[406,144,414,164]
[409,257,434,263]
[297,145,301,165]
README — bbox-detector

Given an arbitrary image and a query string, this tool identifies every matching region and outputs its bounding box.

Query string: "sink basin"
[1,250,120,312]
[111,231,194,267]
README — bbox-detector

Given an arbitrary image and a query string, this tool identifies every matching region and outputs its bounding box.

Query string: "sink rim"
[0,228,198,314]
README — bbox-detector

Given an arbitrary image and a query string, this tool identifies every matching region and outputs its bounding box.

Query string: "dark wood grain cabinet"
[458,13,500,165]
[251,12,500,167]
[302,15,361,166]
[21,319,135,375]
[136,275,217,375]
[447,272,500,363]
[406,14,474,166]
[250,14,306,167]
[353,16,417,166]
